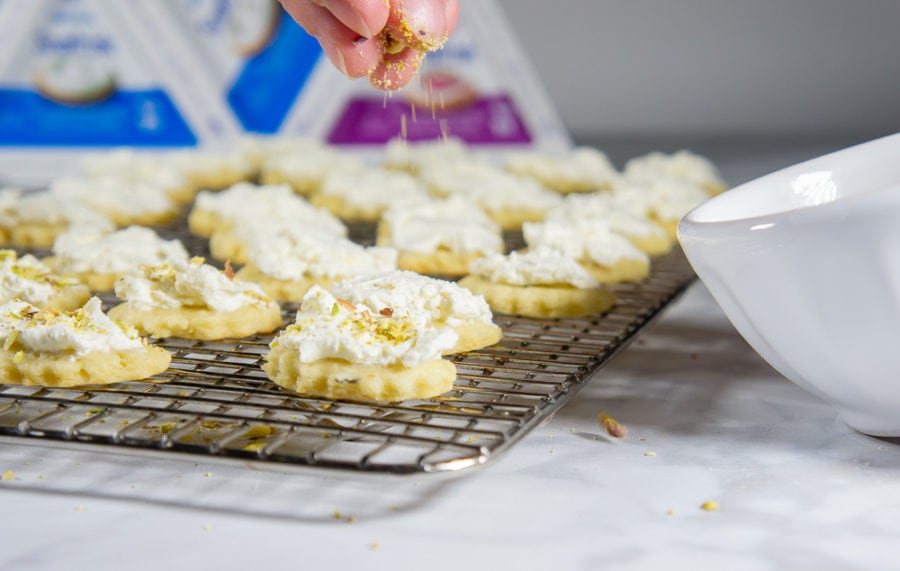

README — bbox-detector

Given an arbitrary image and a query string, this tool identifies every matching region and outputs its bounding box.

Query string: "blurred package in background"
[0,0,569,186]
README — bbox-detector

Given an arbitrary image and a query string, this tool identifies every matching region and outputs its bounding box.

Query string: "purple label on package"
[327,94,532,145]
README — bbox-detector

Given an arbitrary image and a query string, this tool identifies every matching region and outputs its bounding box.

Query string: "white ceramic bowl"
[678,133,900,436]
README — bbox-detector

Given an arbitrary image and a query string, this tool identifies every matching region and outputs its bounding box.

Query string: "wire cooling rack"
[0,221,695,473]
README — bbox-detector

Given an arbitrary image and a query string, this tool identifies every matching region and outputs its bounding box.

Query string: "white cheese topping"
[114,258,276,313]
[624,150,725,190]
[0,250,78,305]
[319,168,429,210]
[239,135,323,169]
[421,160,562,213]
[51,176,176,220]
[469,249,600,289]
[332,270,494,328]
[0,189,113,230]
[80,150,189,196]
[161,149,255,184]
[262,145,365,182]
[0,297,144,356]
[246,228,397,281]
[547,193,668,239]
[273,285,457,367]
[383,137,471,172]
[51,226,189,275]
[381,196,503,255]
[194,183,347,237]
[505,146,618,190]
[523,219,649,267]
[615,178,711,221]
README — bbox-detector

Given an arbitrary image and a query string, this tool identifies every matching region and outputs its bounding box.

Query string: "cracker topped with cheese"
[459,249,616,318]
[0,297,171,387]
[109,257,282,340]
[264,284,458,402]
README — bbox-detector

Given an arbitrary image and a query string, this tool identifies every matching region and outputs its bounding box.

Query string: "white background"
[497,0,900,140]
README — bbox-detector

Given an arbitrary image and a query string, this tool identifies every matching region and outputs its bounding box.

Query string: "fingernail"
[326,2,373,38]
[321,41,348,76]
[348,9,373,38]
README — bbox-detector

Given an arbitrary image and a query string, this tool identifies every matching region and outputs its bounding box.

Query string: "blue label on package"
[0,88,197,147]
[227,12,322,134]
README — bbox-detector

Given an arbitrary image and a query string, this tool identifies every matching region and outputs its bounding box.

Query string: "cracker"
[458,275,615,319]
[263,350,456,402]
[108,303,283,340]
[0,345,171,388]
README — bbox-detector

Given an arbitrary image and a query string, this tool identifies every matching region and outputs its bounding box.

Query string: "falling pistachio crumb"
[644,451,657,457]
[334,510,342,519]
[2,470,14,481]
[347,516,357,524]
[701,501,720,512]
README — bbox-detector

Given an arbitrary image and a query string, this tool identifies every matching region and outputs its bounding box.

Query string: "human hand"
[279,0,459,90]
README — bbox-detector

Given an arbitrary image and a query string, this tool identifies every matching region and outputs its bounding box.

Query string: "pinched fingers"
[280,0,381,77]
[280,0,459,89]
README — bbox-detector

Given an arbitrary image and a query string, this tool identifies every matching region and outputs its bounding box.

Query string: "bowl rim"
[678,132,900,234]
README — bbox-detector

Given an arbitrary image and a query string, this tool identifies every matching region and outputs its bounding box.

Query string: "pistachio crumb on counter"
[598,413,627,439]
[701,501,720,512]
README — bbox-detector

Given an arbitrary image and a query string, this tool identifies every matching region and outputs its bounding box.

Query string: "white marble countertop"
[2,138,899,570]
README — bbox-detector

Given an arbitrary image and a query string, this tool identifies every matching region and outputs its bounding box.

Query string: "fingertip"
[443,0,459,36]
[385,0,448,51]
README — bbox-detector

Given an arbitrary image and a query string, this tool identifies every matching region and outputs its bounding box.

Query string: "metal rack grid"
[0,222,695,474]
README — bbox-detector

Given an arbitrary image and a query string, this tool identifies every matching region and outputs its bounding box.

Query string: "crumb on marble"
[667,509,675,516]
[644,451,657,457]
[701,501,719,512]
[598,413,627,439]
[2,470,14,481]
[369,541,380,551]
